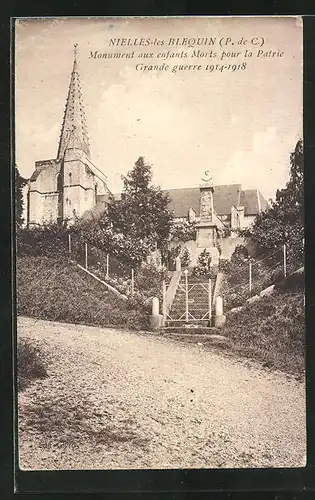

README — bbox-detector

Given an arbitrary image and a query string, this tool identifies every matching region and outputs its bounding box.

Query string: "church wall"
[28,190,60,225]
[28,191,43,225]
[63,185,83,219]
[62,156,97,219]
[33,160,60,193]
[28,161,60,224]
[63,158,88,187]
[41,192,59,224]
[96,179,109,196]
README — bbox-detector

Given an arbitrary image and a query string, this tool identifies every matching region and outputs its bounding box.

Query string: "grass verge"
[17,338,48,391]
[16,255,149,330]
[220,288,305,376]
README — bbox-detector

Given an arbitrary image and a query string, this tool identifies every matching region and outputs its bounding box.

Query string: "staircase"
[165,274,217,329]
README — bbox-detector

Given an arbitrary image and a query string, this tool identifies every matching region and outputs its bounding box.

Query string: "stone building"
[163,171,268,263]
[27,46,110,226]
[164,183,267,231]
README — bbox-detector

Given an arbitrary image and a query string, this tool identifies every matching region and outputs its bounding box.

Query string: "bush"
[193,249,212,276]
[16,223,69,258]
[168,245,192,269]
[17,338,48,391]
[134,262,168,302]
[221,245,289,310]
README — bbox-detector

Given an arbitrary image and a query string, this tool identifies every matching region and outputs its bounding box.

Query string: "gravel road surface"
[17,316,306,470]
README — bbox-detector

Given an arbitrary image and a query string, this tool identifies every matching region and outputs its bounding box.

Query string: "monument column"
[195,170,220,266]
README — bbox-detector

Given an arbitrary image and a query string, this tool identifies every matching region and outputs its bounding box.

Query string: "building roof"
[57,47,90,160]
[238,189,269,215]
[165,184,243,217]
[97,184,267,217]
[165,184,266,217]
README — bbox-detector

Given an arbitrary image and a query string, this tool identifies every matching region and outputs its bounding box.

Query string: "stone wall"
[28,190,42,225]
[28,159,60,225]
[170,234,253,266]
[219,235,247,260]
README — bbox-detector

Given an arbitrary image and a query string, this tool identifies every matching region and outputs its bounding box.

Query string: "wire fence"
[67,233,303,305]
[68,233,136,296]
[223,242,304,309]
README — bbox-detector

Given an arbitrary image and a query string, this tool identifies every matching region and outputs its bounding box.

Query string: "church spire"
[57,44,90,160]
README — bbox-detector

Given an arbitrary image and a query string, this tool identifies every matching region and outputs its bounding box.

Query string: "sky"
[15,17,303,201]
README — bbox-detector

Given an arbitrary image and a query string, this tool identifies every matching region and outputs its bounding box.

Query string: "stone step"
[172,306,209,310]
[165,321,211,328]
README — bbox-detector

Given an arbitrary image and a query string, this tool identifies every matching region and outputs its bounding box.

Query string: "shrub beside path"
[17,316,306,470]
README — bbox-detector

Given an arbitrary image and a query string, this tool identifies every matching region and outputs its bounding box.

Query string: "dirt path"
[17,316,306,470]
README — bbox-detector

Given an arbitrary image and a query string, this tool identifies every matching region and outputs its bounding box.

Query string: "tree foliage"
[15,166,27,228]
[16,221,70,257]
[108,157,172,249]
[244,139,304,263]
[169,244,192,268]
[73,157,173,267]
[193,249,212,276]
[169,218,196,242]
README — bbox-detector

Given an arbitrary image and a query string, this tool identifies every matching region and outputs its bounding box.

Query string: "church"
[27,46,110,227]
[26,47,267,260]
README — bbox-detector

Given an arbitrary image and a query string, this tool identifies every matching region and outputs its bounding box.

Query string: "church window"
[69,172,72,185]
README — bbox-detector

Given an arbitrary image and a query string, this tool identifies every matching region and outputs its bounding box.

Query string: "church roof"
[57,45,90,160]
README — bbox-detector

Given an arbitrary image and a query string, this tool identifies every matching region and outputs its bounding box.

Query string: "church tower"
[27,45,109,226]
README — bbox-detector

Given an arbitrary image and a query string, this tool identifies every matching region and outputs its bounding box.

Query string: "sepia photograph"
[14,16,305,471]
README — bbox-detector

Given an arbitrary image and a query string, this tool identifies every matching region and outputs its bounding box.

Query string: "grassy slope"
[16,256,305,376]
[221,288,305,376]
[16,255,148,330]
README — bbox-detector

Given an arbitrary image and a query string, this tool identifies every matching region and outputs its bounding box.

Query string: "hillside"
[16,255,149,330]
[221,286,305,376]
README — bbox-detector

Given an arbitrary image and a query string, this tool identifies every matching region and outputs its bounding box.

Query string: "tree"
[193,249,212,276]
[169,218,196,242]
[107,156,173,254]
[73,157,173,268]
[244,139,304,264]
[15,166,27,228]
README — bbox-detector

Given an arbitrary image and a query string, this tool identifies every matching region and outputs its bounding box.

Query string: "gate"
[163,274,212,325]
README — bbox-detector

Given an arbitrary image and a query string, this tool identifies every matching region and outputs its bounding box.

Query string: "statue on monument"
[201,169,213,186]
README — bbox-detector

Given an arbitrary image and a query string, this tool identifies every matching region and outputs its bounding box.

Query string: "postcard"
[14,16,305,473]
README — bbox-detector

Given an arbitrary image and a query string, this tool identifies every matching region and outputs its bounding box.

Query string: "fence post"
[106,254,109,278]
[68,233,71,258]
[85,243,88,270]
[249,259,252,296]
[208,278,212,324]
[150,297,163,331]
[184,269,189,323]
[283,244,287,278]
[131,268,134,296]
[214,296,226,328]
[175,256,181,271]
